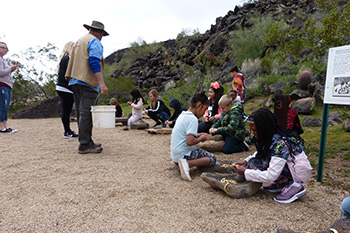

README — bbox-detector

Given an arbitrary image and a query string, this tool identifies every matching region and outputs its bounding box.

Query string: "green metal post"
[317,104,330,182]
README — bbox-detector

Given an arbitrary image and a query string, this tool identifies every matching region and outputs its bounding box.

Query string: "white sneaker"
[178,159,192,181]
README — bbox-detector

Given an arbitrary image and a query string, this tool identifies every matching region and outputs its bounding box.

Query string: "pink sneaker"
[273,184,306,204]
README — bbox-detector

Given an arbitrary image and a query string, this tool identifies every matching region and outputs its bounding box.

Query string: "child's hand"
[233,160,247,167]
[197,133,208,142]
[165,120,172,125]
[144,110,148,114]
[209,116,215,122]
[235,165,246,175]
[127,101,132,105]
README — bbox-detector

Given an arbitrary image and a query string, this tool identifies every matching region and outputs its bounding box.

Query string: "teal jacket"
[211,103,246,142]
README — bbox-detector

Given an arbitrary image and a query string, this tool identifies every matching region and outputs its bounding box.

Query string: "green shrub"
[98,75,136,104]
[112,38,165,70]
[228,15,274,65]
[175,28,201,47]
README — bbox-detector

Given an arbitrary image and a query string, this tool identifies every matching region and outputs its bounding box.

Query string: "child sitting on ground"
[229,89,241,105]
[198,81,224,133]
[144,89,171,128]
[170,91,217,181]
[229,89,248,121]
[202,108,312,203]
[235,108,312,203]
[127,88,145,126]
[109,97,123,117]
[209,95,246,154]
[165,98,187,128]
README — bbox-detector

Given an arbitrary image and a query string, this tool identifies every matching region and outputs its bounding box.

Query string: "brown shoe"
[78,146,103,154]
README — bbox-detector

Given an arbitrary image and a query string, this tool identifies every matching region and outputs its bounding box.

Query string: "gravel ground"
[0,118,349,232]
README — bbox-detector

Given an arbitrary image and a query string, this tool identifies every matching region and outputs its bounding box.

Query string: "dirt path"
[0,118,349,232]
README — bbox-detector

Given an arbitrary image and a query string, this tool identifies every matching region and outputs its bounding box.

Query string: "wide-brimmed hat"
[83,21,109,36]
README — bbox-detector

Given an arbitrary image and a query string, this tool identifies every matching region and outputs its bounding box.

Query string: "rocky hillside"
[12,0,350,119]
[105,0,318,92]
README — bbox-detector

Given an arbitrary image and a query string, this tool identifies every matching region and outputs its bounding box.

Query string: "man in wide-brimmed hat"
[65,20,109,154]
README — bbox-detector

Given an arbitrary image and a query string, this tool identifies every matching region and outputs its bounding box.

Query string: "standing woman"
[0,42,20,133]
[56,42,78,139]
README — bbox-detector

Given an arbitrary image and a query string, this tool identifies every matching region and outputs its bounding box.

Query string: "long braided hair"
[210,85,224,116]
[249,108,295,160]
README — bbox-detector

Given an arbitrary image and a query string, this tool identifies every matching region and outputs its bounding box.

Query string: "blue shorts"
[184,147,217,167]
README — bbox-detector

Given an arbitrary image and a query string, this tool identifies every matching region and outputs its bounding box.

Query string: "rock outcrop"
[105,0,318,92]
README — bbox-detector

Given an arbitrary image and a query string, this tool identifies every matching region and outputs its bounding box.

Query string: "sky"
[2,0,242,59]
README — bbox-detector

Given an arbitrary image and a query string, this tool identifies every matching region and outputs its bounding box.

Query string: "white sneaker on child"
[178,159,192,181]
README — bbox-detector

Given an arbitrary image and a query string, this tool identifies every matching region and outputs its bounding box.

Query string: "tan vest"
[65,33,104,87]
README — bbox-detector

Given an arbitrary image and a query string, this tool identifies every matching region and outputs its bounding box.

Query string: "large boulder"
[293,97,316,114]
[328,112,343,126]
[197,139,225,152]
[302,116,322,127]
[267,81,286,95]
[343,116,350,132]
[201,172,262,198]
[289,89,311,100]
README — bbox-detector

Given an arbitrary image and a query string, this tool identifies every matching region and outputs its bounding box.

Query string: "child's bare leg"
[187,157,210,168]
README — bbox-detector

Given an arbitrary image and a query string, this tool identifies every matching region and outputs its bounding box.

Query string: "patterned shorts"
[184,147,217,167]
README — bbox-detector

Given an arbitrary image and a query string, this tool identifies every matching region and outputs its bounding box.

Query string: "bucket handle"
[94,93,101,106]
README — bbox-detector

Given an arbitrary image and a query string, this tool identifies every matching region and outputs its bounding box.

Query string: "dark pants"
[70,84,98,150]
[148,111,169,125]
[57,90,74,133]
[198,118,220,133]
[222,134,243,154]
[198,121,213,134]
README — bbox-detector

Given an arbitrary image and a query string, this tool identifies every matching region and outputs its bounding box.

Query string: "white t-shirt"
[170,111,198,163]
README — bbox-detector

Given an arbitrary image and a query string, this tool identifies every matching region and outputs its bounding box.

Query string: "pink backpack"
[285,147,312,183]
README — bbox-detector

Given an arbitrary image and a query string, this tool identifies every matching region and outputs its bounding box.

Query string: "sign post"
[316,104,329,182]
[319,44,350,182]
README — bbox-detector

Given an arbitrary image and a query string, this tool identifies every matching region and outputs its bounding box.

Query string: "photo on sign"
[332,77,350,97]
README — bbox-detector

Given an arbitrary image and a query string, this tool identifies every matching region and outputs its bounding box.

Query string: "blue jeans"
[148,111,169,124]
[158,111,170,123]
[0,86,12,122]
[222,134,243,154]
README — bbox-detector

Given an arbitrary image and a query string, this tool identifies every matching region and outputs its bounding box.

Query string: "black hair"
[230,66,239,73]
[0,42,8,50]
[190,91,209,107]
[130,88,145,105]
[210,85,224,116]
[250,108,296,159]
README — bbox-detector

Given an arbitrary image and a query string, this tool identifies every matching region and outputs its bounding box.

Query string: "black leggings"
[57,90,74,133]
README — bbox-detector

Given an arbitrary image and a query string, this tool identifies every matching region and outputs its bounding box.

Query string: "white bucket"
[91,105,116,128]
